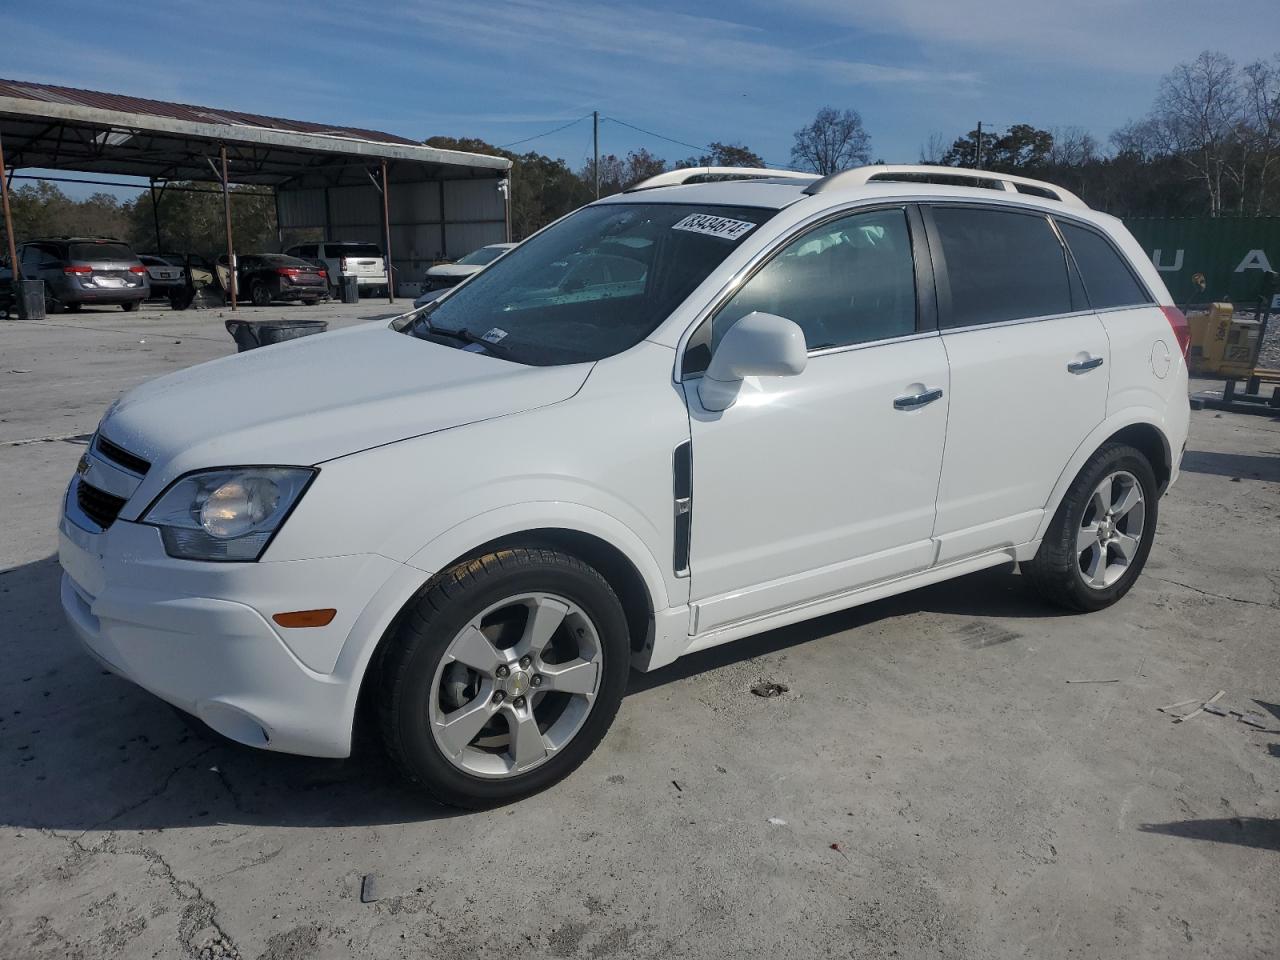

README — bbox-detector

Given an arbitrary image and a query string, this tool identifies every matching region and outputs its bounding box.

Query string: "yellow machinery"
[1186,303,1262,377]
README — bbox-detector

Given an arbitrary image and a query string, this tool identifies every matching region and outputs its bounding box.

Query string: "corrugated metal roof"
[0,77,421,147]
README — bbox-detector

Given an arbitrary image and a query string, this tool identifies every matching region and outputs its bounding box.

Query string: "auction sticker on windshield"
[671,214,757,242]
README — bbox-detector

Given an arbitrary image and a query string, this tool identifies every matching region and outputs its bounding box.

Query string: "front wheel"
[120,300,138,312]
[377,547,630,808]
[1023,442,1158,611]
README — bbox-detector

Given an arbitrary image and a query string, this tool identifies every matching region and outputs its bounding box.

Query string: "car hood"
[426,263,481,280]
[101,321,591,475]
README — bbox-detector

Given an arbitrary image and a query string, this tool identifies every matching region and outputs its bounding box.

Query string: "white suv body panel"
[59,173,1190,757]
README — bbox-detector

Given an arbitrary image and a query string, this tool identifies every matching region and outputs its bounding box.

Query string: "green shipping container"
[1122,217,1280,307]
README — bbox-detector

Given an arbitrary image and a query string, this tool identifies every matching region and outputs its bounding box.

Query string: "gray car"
[18,237,149,312]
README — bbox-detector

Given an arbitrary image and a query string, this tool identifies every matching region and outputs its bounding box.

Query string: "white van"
[285,241,387,297]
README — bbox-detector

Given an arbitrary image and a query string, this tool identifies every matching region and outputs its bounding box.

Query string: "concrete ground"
[1,303,1277,960]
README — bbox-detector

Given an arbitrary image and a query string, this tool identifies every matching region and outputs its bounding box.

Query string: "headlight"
[141,467,316,561]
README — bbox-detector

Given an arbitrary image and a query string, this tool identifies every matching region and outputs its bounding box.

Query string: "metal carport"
[0,79,510,308]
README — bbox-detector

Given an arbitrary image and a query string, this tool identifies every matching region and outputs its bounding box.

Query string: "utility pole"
[593,110,600,200]
[975,121,983,170]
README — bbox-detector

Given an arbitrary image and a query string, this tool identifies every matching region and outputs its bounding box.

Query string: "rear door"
[924,204,1109,564]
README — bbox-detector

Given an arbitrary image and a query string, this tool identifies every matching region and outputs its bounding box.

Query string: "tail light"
[318,269,327,279]
[63,264,92,274]
[1160,306,1190,359]
[129,265,147,274]
[277,267,303,277]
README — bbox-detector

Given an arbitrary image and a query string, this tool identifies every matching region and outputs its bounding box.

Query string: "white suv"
[59,165,1190,808]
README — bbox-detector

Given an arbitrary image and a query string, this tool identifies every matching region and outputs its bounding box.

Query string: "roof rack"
[803,164,1088,208]
[627,166,820,192]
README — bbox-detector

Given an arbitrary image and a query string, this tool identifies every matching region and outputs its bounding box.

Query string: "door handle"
[1067,356,1105,373]
[893,387,944,410]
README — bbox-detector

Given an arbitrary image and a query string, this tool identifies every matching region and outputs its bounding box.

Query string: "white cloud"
[767,0,1280,74]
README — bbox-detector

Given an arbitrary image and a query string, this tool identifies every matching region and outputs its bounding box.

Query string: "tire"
[120,300,138,312]
[377,547,630,808]
[1023,442,1158,612]
[64,302,82,313]
[251,282,271,307]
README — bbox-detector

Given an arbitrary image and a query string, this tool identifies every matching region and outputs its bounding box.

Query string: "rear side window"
[1057,221,1151,310]
[931,207,1072,328]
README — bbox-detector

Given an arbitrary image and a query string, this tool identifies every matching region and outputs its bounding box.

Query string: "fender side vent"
[673,440,692,577]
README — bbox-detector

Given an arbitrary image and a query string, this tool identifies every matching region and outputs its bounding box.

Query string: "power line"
[602,117,710,155]
[602,115,798,169]
[498,114,592,149]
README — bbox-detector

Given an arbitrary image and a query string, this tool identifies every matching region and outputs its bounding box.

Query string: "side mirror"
[698,311,808,411]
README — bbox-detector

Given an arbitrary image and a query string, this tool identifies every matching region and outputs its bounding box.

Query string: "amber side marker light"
[273,609,337,628]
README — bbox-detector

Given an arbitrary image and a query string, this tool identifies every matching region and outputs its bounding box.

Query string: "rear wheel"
[377,547,629,808]
[64,302,82,313]
[251,282,271,307]
[120,301,138,312]
[1023,442,1158,611]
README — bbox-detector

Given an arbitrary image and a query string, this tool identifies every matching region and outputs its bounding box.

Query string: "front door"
[684,205,949,635]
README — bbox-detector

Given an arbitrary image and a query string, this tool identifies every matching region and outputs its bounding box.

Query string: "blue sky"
[7,0,1280,199]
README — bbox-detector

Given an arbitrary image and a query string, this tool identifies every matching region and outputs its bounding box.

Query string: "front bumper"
[58,491,416,757]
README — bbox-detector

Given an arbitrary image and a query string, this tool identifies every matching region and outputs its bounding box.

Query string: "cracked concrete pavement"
[2,304,1278,959]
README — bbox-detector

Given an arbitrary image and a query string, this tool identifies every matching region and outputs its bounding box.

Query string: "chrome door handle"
[1067,356,1105,373]
[893,387,944,410]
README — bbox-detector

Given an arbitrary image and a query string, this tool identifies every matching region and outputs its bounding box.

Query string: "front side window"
[1057,221,1151,310]
[710,207,918,354]
[931,206,1072,328]
[403,203,775,366]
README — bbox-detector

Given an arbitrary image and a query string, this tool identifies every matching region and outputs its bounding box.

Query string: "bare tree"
[791,107,871,175]
[1241,55,1280,214]
[1048,126,1099,167]
[1150,51,1242,216]
[919,132,949,164]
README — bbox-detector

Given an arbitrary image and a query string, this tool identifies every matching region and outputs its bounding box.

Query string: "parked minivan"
[284,240,387,297]
[20,237,149,312]
[60,166,1190,808]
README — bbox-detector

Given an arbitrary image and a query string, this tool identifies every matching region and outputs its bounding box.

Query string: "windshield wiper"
[422,322,515,360]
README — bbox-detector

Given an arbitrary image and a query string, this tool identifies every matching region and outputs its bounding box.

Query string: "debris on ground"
[360,874,379,903]
[671,779,682,792]
[1158,691,1272,729]
[829,842,846,856]
[751,681,789,698]
[1065,678,1119,684]
[767,817,787,826]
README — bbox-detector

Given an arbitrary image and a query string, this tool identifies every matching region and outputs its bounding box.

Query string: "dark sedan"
[230,254,328,305]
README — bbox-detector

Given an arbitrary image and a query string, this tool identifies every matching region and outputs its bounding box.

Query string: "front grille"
[77,480,127,530]
[96,435,150,476]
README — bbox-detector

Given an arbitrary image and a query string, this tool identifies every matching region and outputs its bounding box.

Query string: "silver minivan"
[19,237,149,312]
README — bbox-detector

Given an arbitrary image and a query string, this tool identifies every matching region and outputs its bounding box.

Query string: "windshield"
[402,203,774,365]
[457,246,508,266]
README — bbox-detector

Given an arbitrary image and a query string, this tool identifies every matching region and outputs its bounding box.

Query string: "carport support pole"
[0,129,19,283]
[380,159,394,304]
[220,145,236,310]
[149,179,163,253]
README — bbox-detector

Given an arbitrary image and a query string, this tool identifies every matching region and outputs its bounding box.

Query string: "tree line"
[4,48,1276,258]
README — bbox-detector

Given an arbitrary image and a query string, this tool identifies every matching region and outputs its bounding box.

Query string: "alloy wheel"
[428,592,603,779]
[1077,470,1146,589]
